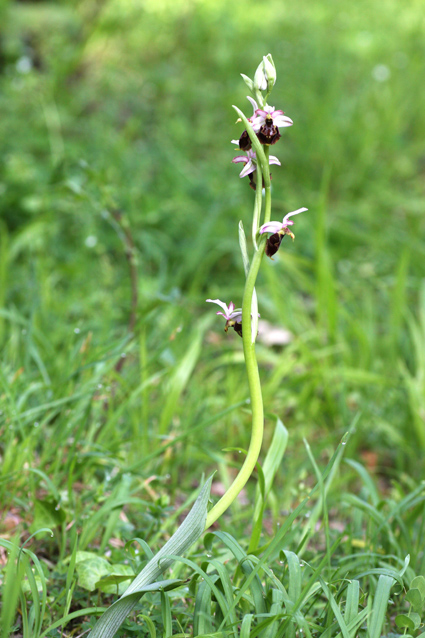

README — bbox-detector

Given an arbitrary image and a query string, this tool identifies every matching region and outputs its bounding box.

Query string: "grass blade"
[367,575,395,638]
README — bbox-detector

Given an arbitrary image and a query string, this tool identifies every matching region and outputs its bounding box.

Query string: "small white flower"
[206,299,243,335]
[206,299,242,323]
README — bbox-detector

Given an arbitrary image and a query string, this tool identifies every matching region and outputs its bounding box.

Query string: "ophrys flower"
[259,208,307,257]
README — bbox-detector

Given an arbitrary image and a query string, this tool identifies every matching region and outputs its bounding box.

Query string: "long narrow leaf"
[367,575,395,638]
[344,580,360,626]
[87,476,212,638]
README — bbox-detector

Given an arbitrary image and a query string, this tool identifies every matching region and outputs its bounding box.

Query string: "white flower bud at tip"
[263,54,276,90]
[254,59,267,91]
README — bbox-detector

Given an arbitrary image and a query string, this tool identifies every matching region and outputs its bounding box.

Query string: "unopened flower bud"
[253,59,267,91]
[263,54,276,91]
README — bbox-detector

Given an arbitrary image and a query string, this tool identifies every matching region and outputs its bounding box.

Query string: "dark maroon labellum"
[233,322,243,337]
[265,232,283,258]
[238,130,252,151]
[257,120,281,145]
[249,172,272,191]
[224,321,243,337]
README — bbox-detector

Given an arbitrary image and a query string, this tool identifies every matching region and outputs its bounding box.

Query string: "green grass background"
[0,0,425,634]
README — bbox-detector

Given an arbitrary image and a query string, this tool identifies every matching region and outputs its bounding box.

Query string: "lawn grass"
[1,0,425,635]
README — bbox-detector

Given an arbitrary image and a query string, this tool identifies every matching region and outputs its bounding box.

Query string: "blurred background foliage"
[0,0,425,536]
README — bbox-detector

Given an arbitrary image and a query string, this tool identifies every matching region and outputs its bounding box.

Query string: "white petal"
[240,159,256,178]
[206,298,229,315]
[246,95,258,113]
[268,155,281,166]
[231,139,240,145]
[282,208,308,225]
[274,115,293,127]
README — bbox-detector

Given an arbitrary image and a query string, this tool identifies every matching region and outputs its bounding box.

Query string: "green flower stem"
[205,238,266,529]
[205,106,273,530]
[263,145,271,225]
[232,106,271,194]
[252,165,263,249]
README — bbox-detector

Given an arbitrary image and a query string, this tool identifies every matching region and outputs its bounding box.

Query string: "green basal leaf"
[87,476,213,638]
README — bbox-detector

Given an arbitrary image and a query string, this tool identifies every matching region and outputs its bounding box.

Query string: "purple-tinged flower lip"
[259,221,284,235]
[232,148,255,163]
[232,155,250,164]
[259,208,308,235]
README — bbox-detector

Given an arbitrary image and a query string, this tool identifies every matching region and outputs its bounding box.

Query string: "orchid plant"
[204,53,306,529]
[88,55,306,638]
